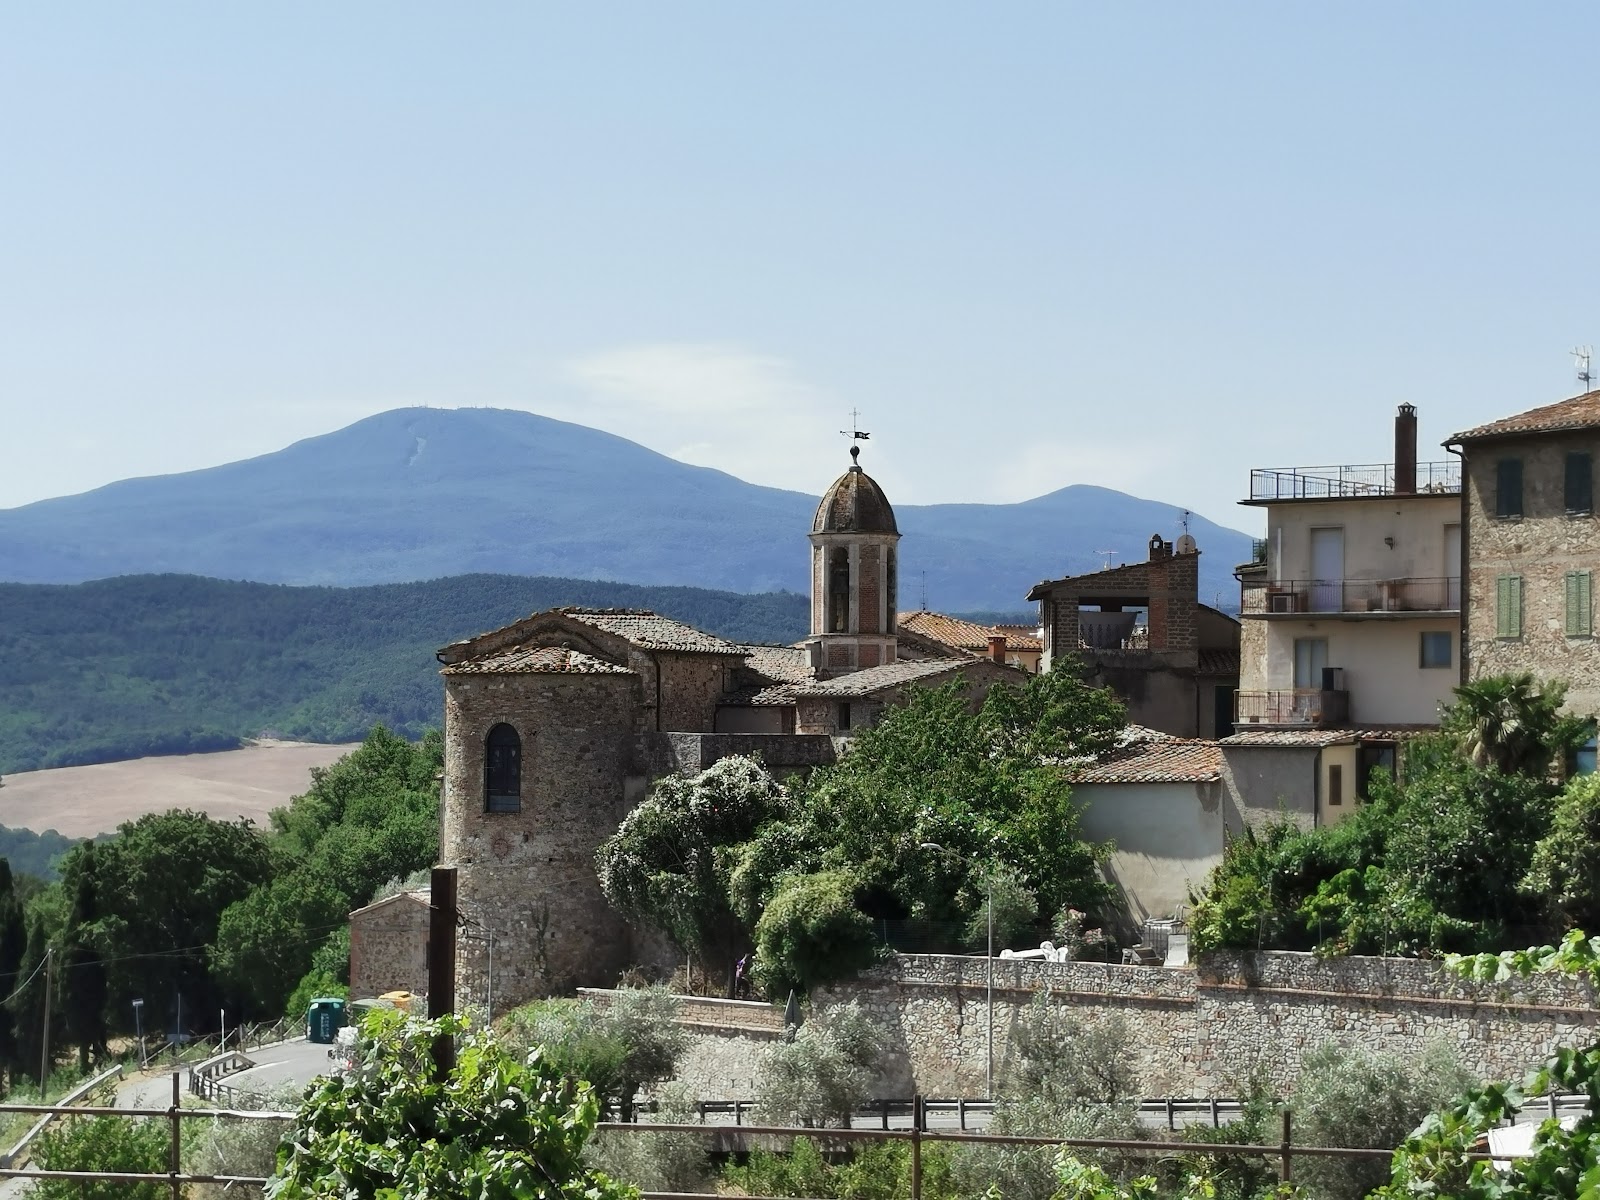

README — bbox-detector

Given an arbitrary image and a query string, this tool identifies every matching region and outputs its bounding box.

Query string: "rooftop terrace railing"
[1248,460,1460,501]
[1241,576,1460,615]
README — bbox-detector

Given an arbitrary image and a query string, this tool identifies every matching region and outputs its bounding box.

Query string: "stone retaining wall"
[814,952,1600,1097]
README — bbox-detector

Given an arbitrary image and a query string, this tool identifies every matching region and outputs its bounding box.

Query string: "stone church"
[433,447,1023,1010]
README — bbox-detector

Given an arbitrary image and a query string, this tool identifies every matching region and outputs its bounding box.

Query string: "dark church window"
[485,723,522,813]
[886,547,897,625]
[829,548,850,633]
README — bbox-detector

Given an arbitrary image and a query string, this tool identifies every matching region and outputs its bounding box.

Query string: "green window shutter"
[1497,574,1524,639]
[1569,571,1593,637]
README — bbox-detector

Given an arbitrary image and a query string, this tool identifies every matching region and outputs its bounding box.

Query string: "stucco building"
[1028,535,1241,738]
[433,448,1024,1009]
[1450,391,1600,719]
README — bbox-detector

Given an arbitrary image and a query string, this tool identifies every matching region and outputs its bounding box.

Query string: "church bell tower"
[808,444,901,674]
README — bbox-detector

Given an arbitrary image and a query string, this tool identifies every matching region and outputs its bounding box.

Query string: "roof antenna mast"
[839,408,871,463]
[1576,346,1594,393]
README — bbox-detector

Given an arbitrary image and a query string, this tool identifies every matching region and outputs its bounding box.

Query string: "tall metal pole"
[486,926,495,1024]
[986,879,994,1099]
[38,947,52,1097]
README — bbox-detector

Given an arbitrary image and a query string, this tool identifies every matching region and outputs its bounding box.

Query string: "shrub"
[34,1115,168,1200]
[585,1084,708,1194]
[754,1001,883,1128]
[753,870,879,997]
[184,1083,299,1200]
[965,861,1040,953]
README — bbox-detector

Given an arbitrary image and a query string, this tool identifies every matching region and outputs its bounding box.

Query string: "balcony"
[1235,688,1350,727]
[1240,576,1460,617]
[1247,461,1460,502]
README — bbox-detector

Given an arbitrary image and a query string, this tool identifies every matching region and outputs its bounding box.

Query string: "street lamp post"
[919,842,995,1099]
[131,999,145,1066]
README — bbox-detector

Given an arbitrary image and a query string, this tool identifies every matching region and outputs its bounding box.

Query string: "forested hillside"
[0,573,808,774]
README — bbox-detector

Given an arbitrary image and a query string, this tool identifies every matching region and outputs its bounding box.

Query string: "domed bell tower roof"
[812,445,899,536]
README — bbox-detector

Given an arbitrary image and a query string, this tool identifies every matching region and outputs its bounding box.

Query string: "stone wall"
[1465,432,1600,716]
[579,989,786,1098]
[657,653,744,733]
[811,951,1599,1099]
[348,892,431,1000]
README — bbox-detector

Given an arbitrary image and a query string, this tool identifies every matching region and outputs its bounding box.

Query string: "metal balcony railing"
[1235,689,1349,727]
[1248,461,1460,502]
[1241,577,1460,615]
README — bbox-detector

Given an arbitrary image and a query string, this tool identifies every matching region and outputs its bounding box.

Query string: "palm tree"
[1447,673,1589,776]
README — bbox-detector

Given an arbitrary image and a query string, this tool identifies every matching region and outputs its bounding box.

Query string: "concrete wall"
[1318,741,1359,824]
[1259,616,1457,725]
[814,951,1600,1099]
[1074,780,1224,934]
[348,893,431,1000]
[1465,433,1600,717]
[713,706,795,734]
[442,670,647,1007]
[1087,658,1199,738]
[1220,745,1319,831]
[1268,495,1460,585]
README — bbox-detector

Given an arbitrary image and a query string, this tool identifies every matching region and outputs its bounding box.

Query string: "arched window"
[484,724,521,813]
[829,548,851,633]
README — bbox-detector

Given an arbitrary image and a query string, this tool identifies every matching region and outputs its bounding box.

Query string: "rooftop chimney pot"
[1395,404,1418,495]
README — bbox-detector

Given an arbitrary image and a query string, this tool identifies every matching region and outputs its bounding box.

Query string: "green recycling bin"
[307,997,347,1044]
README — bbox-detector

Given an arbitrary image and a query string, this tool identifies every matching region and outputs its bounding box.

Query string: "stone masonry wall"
[810,951,1599,1099]
[443,670,646,1009]
[348,893,431,1000]
[1466,433,1600,716]
[657,653,743,733]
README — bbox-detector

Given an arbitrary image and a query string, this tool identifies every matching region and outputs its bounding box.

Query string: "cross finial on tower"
[839,408,871,456]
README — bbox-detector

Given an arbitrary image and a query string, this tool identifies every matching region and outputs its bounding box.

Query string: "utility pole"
[986,878,994,1100]
[38,947,52,1097]
[427,866,458,1078]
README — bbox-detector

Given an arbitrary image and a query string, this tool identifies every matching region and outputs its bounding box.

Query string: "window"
[828,548,850,633]
[1568,571,1594,637]
[837,702,852,731]
[1327,763,1344,807]
[484,723,521,813]
[1576,730,1598,776]
[1494,574,1523,639]
[1419,631,1453,668]
[1568,452,1594,516]
[1293,638,1328,689]
[1357,743,1396,798]
[1496,458,1523,519]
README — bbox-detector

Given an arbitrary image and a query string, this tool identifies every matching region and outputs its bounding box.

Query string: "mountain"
[0,408,1252,608]
[0,573,815,775]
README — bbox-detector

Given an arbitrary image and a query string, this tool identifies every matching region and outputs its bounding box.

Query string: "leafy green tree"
[596,756,783,991]
[1523,773,1600,932]
[752,871,880,999]
[268,1010,635,1199]
[753,1000,883,1128]
[965,861,1040,953]
[0,860,30,1088]
[62,843,108,1071]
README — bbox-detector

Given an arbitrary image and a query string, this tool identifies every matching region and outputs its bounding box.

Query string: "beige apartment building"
[1234,406,1461,801]
[1450,391,1600,721]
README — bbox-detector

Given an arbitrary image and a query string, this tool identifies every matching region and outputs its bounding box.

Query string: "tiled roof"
[1452,391,1600,443]
[739,644,814,684]
[897,610,1042,654]
[1071,738,1223,785]
[1122,724,1180,744]
[560,609,746,655]
[1197,648,1241,676]
[1346,724,1439,742]
[1027,559,1151,601]
[1219,729,1359,748]
[792,657,971,698]
[991,624,1044,652]
[442,645,634,676]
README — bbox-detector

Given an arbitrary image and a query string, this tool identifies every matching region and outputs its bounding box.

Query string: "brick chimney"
[987,634,1007,663]
[1395,404,1417,495]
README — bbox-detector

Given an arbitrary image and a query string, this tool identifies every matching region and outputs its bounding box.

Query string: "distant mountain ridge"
[0,407,1252,609]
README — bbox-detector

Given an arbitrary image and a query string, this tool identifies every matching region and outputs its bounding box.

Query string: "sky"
[4,4,1600,534]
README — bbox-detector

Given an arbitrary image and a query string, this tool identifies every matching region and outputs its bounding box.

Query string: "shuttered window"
[1568,452,1594,516]
[1327,763,1344,807]
[1496,458,1524,519]
[1567,571,1593,638]
[1496,574,1523,639]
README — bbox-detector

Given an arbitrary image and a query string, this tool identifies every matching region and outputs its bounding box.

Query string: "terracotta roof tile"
[442,646,635,676]
[1071,739,1223,785]
[792,657,972,698]
[739,644,814,684]
[1197,648,1241,676]
[1219,729,1359,748]
[1452,391,1600,443]
[560,609,745,655]
[898,610,1042,654]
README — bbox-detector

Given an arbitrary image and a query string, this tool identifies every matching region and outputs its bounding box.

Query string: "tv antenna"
[1095,549,1118,570]
[919,570,927,611]
[1180,509,1192,534]
[1576,347,1594,392]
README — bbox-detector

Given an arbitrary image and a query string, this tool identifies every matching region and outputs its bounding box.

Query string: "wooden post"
[1211,1097,1220,1128]
[911,1094,923,1200]
[169,1070,182,1200]
[1278,1107,1292,1183]
[1167,1097,1176,1131]
[428,866,458,1079]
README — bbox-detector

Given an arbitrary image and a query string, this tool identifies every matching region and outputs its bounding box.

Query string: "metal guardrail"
[1242,576,1461,615]
[1249,461,1461,501]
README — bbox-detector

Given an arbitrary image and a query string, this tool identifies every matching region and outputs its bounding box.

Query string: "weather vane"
[839,409,871,461]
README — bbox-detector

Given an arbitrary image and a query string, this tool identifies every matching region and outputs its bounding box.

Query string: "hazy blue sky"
[4,4,1599,534]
